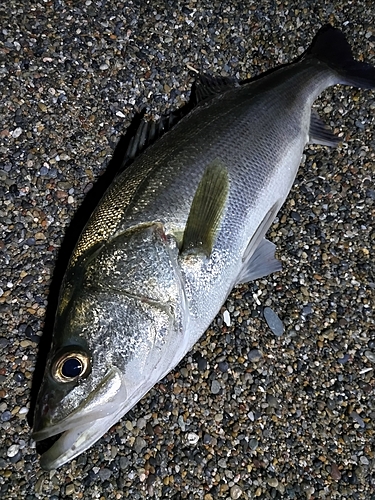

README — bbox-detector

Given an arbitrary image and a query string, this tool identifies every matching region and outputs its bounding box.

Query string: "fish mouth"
[32,367,128,470]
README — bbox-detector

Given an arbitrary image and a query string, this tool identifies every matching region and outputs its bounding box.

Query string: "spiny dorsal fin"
[309,109,341,147]
[120,109,186,170]
[181,159,229,257]
[119,75,238,172]
[192,74,239,105]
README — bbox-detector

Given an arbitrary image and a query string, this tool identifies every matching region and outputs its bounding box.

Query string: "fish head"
[33,223,187,469]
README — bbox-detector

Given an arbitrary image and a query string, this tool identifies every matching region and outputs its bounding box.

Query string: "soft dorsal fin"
[309,109,341,147]
[192,74,239,104]
[181,159,229,257]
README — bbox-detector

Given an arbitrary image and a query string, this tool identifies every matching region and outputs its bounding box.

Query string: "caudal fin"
[306,24,375,89]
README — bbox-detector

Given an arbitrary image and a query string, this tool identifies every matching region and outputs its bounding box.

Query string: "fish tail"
[306,24,375,89]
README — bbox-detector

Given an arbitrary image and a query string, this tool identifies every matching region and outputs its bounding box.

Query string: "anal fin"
[236,238,282,285]
[309,109,341,147]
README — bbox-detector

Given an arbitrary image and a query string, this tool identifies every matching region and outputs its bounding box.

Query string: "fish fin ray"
[181,159,229,256]
[305,24,375,89]
[309,110,341,147]
[236,238,282,285]
[192,74,239,104]
[120,110,186,169]
[242,201,281,265]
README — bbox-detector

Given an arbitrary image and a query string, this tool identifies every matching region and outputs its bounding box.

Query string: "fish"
[32,24,375,470]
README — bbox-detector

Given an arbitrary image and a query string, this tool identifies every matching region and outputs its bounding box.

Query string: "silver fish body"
[32,25,375,469]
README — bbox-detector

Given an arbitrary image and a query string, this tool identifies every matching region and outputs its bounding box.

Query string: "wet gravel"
[1,1,375,499]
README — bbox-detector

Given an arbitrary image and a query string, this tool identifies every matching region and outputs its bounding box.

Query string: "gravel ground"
[1,1,375,499]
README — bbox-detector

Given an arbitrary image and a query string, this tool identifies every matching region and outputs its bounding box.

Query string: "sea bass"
[32,25,375,469]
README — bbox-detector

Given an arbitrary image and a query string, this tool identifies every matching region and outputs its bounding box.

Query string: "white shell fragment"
[223,310,231,327]
[186,432,199,445]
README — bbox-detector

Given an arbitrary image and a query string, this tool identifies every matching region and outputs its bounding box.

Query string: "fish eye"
[51,348,91,383]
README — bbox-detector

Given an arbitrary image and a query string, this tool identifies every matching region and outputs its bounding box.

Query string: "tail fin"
[305,24,375,89]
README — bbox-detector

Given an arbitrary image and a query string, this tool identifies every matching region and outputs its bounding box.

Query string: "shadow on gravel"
[27,111,148,429]
[27,95,195,454]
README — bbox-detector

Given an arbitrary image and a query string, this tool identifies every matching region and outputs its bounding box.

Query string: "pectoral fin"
[181,159,229,257]
[236,238,281,285]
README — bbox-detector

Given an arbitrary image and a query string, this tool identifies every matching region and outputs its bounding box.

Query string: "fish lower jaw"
[38,410,124,470]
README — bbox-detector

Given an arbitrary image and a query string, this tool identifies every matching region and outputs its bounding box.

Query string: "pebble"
[210,379,221,394]
[267,477,279,488]
[364,350,375,363]
[350,411,365,428]
[263,307,285,336]
[7,445,20,458]
[330,463,341,481]
[136,417,146,429]
[134,437,147,454]
[186,432,199,445]
[230,485,243,499]
[65,484,75,496]
[98,468,112,481]
[249,438,259,450]
[247,349,263,362]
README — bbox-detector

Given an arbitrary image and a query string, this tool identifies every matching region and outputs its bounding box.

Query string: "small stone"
[330,463,341,481]
[120,456,130,470]
[196,354,207,371]
[266,394,280,409]
[99,468,112,481]
[218,360,229,372]
[186,432,199,445]
[203,433,212,444]
[214,413,223,423]
[267,477,279,488]
[350,411,365,428]
[178,415,186,431]
[134,436,147,454]
[247,349,262,362]
[230,484,242,499]
[1,410,12,422]
[136,417,146,429]
[12,127,22,138]
[210,379,221,394]
[38,102,48,112]
[249,438,258,450]
[0,338,9,350]
[364,350,375,363]
[7,444,20,458]
[65,484,75,496]
[13,372,25,383]
[263,307,284,336]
